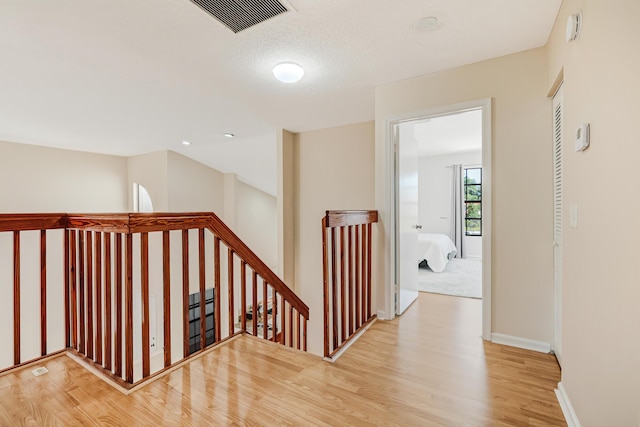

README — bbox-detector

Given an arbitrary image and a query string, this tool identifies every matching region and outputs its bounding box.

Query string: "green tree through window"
[464,168,482,236]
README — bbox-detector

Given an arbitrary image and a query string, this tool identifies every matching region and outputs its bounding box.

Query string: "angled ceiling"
[0,0,561,195]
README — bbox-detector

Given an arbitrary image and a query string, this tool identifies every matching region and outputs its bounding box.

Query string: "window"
[464,167,482,236]
[188,288,216,354]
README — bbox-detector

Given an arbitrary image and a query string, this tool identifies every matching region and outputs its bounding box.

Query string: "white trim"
[383,98,492,341]
[555,382,581,427]
[376,310,388,320]
[323,318,377,363]
[491,333,551,353]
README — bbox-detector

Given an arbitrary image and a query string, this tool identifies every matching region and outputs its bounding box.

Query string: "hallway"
[0,293,565,426]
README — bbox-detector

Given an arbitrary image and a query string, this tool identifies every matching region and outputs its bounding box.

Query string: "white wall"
[418,150,482,259]
[127,151,168,211]
[375,47,553,344]
[167,151,224,214]
[546,1,640,425]
[0,140,128,369]
[235,180,277,270]
[293,121,375,356]
[0,140,128,213]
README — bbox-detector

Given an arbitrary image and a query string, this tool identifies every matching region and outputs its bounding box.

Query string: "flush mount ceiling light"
[224,133,234,138]
[416,16,439,32]
[181,140,191,146]
[272,62,304,83]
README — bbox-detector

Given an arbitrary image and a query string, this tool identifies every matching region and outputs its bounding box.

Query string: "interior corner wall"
[418,151,482,235]
[277,129,295,286]
[375,47,554,344]
[0,140,128,212]
[419,151,483,259]
[293,121,375,356]
[235,180,277,270]
[166,151,224,214]
[127,150,169,212]
[546,1,640,425]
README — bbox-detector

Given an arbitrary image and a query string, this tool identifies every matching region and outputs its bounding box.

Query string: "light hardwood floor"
[0,293,566,426]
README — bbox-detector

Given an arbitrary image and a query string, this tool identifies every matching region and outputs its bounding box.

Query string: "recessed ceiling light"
[416,16,439,32]
[181,140,191,146]
[224,133,235,138]
[272,62,304,83]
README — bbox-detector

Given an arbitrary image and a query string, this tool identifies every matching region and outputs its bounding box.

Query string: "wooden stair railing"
[0,212,308,388]
[322,210,378,360]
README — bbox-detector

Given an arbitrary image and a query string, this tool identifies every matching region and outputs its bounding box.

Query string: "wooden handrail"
[0,212,309,387]
[322,210,378,360]
[65,212,308,318]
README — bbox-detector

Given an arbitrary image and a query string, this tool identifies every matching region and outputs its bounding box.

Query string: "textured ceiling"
[0,0,561,195]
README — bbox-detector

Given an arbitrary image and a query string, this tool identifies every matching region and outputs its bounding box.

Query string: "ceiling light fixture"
[224,133,235,138]
[181,140,191,146]
[272,62,304,83]
[416,16,439,32]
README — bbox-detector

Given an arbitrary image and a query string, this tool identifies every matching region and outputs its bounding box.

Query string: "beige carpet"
[418,258,482,298]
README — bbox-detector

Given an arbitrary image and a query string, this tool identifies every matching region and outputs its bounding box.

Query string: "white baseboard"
[555,382,581,427]
[377,310,387,320]
[324,318,377,363]
[491,333,551,353]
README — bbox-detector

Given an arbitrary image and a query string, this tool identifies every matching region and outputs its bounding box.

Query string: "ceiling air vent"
[190,0,291,33]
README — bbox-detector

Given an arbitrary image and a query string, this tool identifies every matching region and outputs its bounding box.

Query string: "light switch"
[569,204,578,228]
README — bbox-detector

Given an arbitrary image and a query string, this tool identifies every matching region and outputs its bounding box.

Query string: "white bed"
[418,233,457,273]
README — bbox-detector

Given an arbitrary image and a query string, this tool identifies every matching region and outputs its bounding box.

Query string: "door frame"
[384,98,492,340]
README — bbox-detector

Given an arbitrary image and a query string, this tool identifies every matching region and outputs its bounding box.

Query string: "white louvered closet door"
[552,84,563,366]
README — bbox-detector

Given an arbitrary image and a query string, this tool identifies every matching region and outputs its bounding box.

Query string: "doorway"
[387,98,492,340]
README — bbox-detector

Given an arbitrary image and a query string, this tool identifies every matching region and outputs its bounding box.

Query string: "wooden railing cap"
[324,210,378,228]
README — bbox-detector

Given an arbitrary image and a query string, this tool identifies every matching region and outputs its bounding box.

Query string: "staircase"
[0,212,308,388]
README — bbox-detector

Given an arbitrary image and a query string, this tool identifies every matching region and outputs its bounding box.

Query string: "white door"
[396,122,420,315]
[552,84,563,365]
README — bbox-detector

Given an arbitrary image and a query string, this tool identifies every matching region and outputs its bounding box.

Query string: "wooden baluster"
[303,318,307,351]
[262,281,268,340]
[214,237,221,343]
[296,310,301,350]
[64,229,70,349]
[104,232,112,372]
[95,232,102,365]
[141,232,150,378]
[288,304,294,348]
[367,223,373,319]
[70,231,78,351]
[198,229,206,351]
[322,217,330,357]
[125,233,133,384]
[86,231,93,360]
[182,230,190,358]
[228,248,235,337]
[272,291,278,343]
[340,226,346,346]
[13,231,20,365]
[354,225,361,330]
[330,227,338,352]
[241,261,247,332]
[162,230,171,368]
[78,231,85,355]
[114,233,123,378]
[280,300,286,346]
[347,225,353,338]
[40,230,47,356]
[252,271,258,336]
[361,224,367,324]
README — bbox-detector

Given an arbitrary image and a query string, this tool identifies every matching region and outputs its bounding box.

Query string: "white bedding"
[418,233,457,273]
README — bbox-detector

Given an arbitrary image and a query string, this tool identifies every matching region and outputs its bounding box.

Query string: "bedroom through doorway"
[410,109,483,299]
